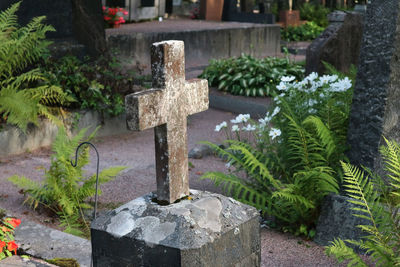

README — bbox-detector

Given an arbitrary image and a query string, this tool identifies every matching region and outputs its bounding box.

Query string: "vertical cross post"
[125,40,209,204]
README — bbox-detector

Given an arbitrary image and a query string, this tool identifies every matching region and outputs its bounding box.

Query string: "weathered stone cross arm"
[125,40,209,204]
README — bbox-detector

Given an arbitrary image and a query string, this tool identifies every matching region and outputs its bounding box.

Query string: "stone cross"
[347,0,400,171]
[125,41,209,204]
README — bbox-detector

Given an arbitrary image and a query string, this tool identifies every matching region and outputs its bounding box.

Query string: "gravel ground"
[0,108,353,266]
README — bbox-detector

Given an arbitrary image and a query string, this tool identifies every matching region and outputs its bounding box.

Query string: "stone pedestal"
[91,190,260,267]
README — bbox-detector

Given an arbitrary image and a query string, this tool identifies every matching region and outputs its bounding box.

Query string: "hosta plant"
[199,54,304,97]
[203,72,354,235]
[281,21,325,42]
[326,138,400,267]
[8,126,126,236]
[0,217,20,260]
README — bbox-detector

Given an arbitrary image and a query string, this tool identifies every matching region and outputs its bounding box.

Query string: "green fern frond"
[303,115,336,159]
[229,144,282,190]
[201,171,271,212]
[8,175,41,191]
[0,2,57,131]
[272,188,315,210]
[0,85,39,131]
[0,2,19,33]
[325,239,368,267]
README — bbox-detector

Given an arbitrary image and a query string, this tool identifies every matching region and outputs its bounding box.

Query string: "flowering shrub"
[190,6,200,19]
[204,72,354,236]
[0,217,20,260]
[102,6,128,27]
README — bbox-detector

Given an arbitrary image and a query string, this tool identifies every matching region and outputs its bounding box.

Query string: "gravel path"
[0,108,347,266]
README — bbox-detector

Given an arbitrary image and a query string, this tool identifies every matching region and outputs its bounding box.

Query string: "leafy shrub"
[40,55,133,117]
[203,72,354,235]
[326,138,400,266]
[8,126,126,236]
[199,54,304,97]
[281,21,325,42]
[0,2,72,131]
[299,2,330,27]
[0,217,20,260]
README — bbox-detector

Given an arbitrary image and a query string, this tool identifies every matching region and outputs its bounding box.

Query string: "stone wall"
[106,24,280,69]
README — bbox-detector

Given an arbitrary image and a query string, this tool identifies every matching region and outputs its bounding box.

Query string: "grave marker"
[347,0,400,170]
[315,0,400,247]
[91,40,261,267]
[125,40,208,203]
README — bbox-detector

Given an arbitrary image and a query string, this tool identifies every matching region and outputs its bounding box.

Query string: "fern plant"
[326,138,400,267]
[8,126,126,236]
[0,2,72,131]
[204,72,354,235]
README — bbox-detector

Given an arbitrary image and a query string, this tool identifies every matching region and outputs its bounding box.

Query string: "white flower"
[214,121,227,132]
[330,77,352,92]
[271,106,280,117]
[306,72,318,81]
[329,75,338,82]
[320,75,337,84]
[269,128,281,140]
[242,124,256,131]
[309,108,317,114]
[281,76,295,82]
[319,93,325,98]
[258,116,271,126]
[276,81,288,91]
[308,99,318,106]
[231,125,240,132]
[230,114,250,124]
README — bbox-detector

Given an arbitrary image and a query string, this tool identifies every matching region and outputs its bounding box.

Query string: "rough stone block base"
[91,190,260,267]
[314,194,371,252]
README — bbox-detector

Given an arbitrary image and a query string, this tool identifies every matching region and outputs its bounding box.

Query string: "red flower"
[7,241,18,255]
[102,6,106,11]
[6,218,21,228]
[0,241,5,253]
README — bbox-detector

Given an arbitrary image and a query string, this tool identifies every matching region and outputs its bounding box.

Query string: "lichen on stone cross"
[125,40,209,204]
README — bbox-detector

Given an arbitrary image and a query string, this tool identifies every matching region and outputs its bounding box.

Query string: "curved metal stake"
[71,142,100,221]
[71,142,99,267]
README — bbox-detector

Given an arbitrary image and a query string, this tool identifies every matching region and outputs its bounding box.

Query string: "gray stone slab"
[306,11,364,75]
[14,219,91,267]
[314,194,371,252]
[209,93,270,119]
[106,21,280,73]
[91,190,261,267]
[0,256,57,267]
[347,0,400,170]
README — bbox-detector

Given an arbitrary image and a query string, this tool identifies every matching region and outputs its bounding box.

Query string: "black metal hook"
[71,142,100,221]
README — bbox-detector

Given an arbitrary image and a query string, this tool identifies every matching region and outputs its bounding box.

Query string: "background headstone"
[0,0,107,58]
[347,0,400,170]
[222,0,275,24]
[306,11,364,75]
[316,0,400,247]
